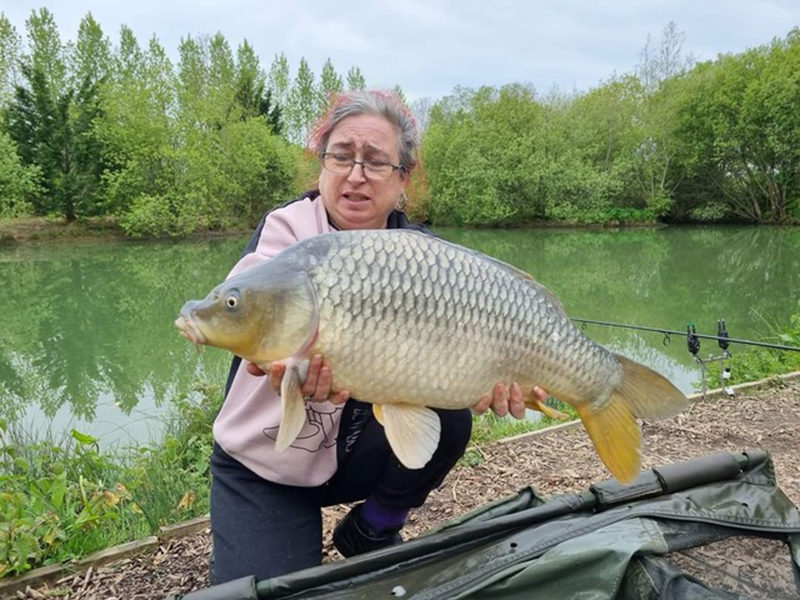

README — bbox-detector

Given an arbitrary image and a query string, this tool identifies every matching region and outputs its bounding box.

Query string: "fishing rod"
[572,317,799,397]
[571,318,800,353]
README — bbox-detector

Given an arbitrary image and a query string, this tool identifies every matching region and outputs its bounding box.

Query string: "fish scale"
[309,231,611,409]
[177,229,689,482]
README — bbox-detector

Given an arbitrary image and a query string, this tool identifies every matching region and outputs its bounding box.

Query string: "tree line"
[0,8,386,235]
[421,23,800,226]
[1,14,798,234]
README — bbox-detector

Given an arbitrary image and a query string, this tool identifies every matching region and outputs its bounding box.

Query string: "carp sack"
[176,230,689,483]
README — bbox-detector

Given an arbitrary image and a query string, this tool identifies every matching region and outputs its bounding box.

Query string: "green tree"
[286,57,316,144]
[24,8,67,101]
[0,129,38,217]
[235,40,281,133]
[346,65,365,91]
[176,34,208,126]
[71,12,111,89]
[424,84,548,225]
[674,30,800,222]
[206,32,236,125]
[0,13,22,108]
[267,52,290,134]
[4,9,106,220]
[637,21,695,93]
[95,28,174,217]
[317,57,342,115]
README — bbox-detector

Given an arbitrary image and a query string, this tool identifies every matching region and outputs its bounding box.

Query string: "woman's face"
[319,114,407,230]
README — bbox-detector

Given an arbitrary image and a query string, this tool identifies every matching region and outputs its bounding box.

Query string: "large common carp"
[176,230,688,483]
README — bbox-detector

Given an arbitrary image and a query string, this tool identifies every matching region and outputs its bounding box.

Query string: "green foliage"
[318,58,343,116]
[286,57,317,144]
[1,13,375,235]
[0,130,38,217]
[5,9,106,222]
[423,82,667,226]
[0,383,221,578]
[706,306,800,388]
[0,14,22,107]
[673,30,800,223]
[418,27,800,226]
[346,65,366,91]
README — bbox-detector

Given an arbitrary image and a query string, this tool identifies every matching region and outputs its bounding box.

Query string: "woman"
[210,89,545,583]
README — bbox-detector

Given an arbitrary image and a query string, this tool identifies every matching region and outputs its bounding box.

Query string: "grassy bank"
[0,382,558,579]
[0,217,257,245]
[0,384,221,578]
[704,304,800,388]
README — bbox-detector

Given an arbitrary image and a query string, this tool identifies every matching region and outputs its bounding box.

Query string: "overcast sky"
[3,1,799,101]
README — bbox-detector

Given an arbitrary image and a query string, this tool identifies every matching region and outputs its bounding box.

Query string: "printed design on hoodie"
[262,403,343,453]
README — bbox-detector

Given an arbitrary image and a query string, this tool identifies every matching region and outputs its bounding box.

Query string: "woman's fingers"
[330,389,351,405]
[312,362,333,401]
[472,393,493,415]
[301,355,323,396]
[246,362,267,377]
[472,382,540,420]
[267,362,285,394]
[508,382,525,419]
[491,382,509,417]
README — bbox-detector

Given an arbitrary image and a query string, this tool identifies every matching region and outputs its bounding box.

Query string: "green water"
[1,226,798,447]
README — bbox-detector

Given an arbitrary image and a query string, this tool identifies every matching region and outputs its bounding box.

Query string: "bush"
[119,193,179,238]
[0,383,221,577]
[0,131,39,218]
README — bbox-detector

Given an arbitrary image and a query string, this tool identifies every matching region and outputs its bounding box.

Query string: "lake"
[1,225,798,448]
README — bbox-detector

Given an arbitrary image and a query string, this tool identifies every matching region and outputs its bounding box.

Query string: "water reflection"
[0,238,246,441]
[1,226,798,444]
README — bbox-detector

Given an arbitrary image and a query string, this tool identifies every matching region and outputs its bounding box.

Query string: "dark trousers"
[209,400,472,583]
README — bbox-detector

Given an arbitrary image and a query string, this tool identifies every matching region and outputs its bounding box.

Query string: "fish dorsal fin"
[376,404,441,469]
[275,358,308,451]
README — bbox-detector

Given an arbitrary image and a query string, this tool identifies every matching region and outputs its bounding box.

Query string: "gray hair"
[312,90,420,175]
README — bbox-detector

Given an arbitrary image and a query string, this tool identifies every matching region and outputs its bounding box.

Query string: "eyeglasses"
[321,152,403,181]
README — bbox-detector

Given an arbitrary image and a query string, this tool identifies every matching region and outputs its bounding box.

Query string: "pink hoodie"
[212,196,342,486]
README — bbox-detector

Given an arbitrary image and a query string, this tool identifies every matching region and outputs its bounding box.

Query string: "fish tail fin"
[576,355,689,484]
[276,360,308,451]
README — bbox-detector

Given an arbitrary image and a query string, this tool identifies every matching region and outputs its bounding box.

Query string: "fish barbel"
[176,230,688,483]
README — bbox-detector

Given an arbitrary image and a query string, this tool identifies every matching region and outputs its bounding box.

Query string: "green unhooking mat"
[170,450,800,600]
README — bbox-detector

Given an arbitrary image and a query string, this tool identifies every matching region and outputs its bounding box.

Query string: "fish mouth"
[175,313,207,347]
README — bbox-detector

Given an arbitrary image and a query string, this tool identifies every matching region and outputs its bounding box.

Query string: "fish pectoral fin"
[378,404,441,470]
[276,361,308,452]
[525,396,570,420]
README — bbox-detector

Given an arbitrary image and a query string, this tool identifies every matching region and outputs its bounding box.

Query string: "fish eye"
[225,292,240,309]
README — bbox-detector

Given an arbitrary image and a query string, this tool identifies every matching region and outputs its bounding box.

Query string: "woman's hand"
[472,383,548,420]
[247,355,350,405]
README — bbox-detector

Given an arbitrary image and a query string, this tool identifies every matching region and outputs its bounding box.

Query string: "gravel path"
[10,379,800,600]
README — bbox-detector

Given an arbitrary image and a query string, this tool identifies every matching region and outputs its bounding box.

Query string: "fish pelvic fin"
[524,394,570,420]
[275,359,309,452]
[377,404,441,470]
[577,356,690,484]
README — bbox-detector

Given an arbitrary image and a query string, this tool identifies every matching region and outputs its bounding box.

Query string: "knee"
[435,408,472,458]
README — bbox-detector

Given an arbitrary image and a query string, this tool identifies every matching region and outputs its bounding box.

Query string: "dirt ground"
[9,379,800,600]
